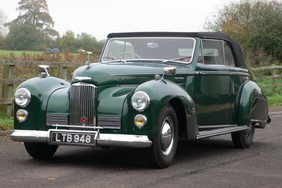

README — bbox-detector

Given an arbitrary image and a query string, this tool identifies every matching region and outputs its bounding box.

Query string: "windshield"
[101,37,195,63]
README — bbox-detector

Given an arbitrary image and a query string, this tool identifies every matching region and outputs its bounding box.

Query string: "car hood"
[72,62,189,86]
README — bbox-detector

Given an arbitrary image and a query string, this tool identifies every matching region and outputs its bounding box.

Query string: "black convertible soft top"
[107,32,247,69]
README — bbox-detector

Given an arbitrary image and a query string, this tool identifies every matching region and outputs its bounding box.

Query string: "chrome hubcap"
[160,117,174,156]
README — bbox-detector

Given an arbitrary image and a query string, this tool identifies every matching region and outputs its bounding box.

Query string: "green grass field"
[256,73,282,106]
[0,50,43,55]
[0,50,43,59]
[0,50,99,63]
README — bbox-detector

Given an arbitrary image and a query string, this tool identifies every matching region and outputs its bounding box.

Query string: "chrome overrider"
[11,125,152,148]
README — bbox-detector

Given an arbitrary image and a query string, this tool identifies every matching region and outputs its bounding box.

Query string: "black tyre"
[231,124,255,148]
[24,143,58,159]
[148,105,178,168]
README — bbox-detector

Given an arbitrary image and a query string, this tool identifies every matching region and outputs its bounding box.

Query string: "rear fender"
[237,80,269,126]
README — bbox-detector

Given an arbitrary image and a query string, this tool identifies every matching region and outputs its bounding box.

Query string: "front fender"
[125,79,197,140]
[238,80,269,126]
[98,86,135,116]
[14,77,70,130]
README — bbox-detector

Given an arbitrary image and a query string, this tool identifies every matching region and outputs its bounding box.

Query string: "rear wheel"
[148,105,178,168]
[231,124,255,148]
[24,143,58,159]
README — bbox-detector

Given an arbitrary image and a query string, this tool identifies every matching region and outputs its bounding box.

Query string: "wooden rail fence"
[251,64,282,89]
[0,60,281,116]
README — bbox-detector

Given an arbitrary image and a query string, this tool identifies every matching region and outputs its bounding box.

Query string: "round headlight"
[15,88,31,107]
[131,91,150,112]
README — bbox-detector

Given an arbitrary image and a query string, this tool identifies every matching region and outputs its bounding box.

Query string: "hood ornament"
[38,65,50,78]
[85,51,93,69]
[78,49,93,69]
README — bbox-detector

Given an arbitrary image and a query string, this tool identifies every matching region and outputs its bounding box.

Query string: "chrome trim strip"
[74,76,91,81]
[197,126,249,139]
[196,71,249,77]
[251,119,268,123]
[51,124,104,129]
[97,116,121,129]
[46,114,68,125]
[199,124,237,129]
[10,130,152,148]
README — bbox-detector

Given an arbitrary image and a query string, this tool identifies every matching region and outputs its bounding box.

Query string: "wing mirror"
[155,67,176,81]
[163,67,176,75]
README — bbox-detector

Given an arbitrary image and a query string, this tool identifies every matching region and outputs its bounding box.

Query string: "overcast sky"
[0,0,239,40]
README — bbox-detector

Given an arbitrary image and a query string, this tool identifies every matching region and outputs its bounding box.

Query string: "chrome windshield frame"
[101,37,196,64]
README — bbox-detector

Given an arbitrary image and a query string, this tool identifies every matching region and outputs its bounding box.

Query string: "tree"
[6,0,58,38]
[77,33,97,51]
[205,0,282,64]
[76,33,104,54]
[0,9,7,35]
[0,9,7,47]
[57,31,77,51]
[56,31,104,54]
[4,24,45,50]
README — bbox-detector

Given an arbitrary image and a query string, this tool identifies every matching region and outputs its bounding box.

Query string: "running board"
[197,126,249,139]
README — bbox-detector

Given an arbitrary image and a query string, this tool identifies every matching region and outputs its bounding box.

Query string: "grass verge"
[268,96,282,107]
[0,113,13,131]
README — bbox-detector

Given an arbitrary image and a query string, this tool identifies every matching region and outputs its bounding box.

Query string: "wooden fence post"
[272,64,277,92]
[2,62,15,116]
[59,64,68,80]
[0,62,3,113]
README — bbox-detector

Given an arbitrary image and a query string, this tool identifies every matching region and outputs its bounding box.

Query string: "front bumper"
[11,130,152,148]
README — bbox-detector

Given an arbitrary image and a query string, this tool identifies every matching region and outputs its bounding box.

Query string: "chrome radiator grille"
[69,83,97,126]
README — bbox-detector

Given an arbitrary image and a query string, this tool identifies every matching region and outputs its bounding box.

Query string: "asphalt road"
[1,108,281,188]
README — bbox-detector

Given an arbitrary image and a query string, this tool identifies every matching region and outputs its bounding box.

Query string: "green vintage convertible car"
[11,32,270,168]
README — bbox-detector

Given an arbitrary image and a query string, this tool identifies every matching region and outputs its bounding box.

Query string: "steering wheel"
[115,52,142,59]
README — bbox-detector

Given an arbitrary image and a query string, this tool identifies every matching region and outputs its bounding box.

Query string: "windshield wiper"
[102,59,127,64]
[102,56,118,61]
[162,56,192,64]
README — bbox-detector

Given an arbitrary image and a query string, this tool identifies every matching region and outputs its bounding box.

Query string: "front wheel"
[24,143,58,159]
[148,105,178,168]
[231,124,255,148]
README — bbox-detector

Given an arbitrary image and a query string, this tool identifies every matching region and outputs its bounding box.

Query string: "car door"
[224,41,249,124]
[192,39,234,125]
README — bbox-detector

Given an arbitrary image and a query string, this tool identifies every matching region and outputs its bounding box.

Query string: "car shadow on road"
[21,136,267,170]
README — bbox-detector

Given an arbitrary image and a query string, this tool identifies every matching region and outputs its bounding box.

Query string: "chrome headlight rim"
[15,88,31,107]
[131,91,150,112]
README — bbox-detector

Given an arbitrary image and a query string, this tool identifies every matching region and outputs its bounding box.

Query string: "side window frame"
[200,39,237,67]
[202,39,225,65]
[224,42,236,67]
[197,40,204,64]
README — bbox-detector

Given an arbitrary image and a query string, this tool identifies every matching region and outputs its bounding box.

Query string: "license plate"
[50,131,97,146]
